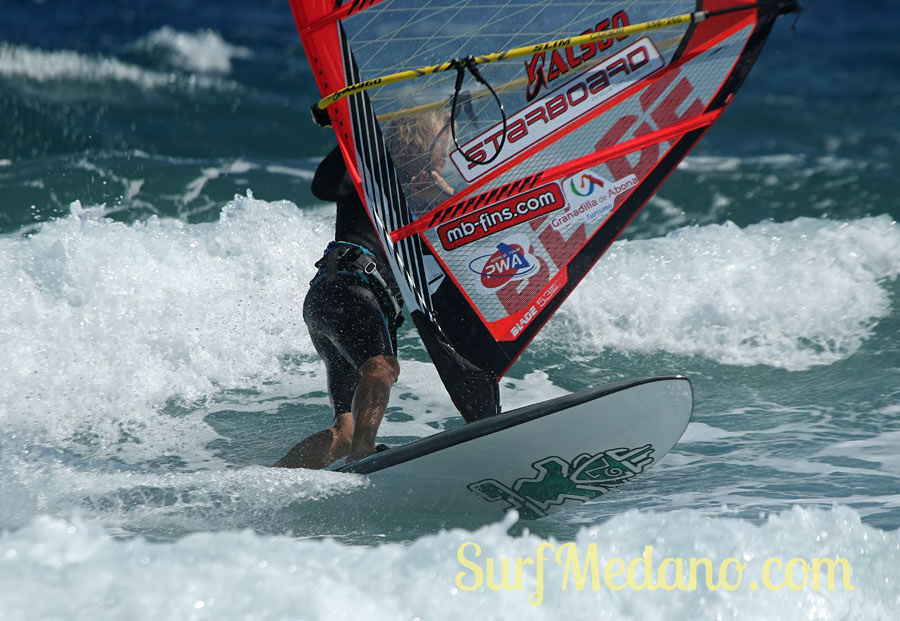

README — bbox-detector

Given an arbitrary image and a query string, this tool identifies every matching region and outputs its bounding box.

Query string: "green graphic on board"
[468,445,654,519]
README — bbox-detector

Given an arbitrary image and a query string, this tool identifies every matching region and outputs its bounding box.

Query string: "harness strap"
[313,241,403,324]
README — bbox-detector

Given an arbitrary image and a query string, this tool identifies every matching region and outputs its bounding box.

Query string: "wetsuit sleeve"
[311,146,355,202]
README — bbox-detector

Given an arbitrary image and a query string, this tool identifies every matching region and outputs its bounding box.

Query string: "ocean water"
[1,1,899,619]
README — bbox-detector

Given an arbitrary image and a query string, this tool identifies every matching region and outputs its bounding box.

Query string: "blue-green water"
[1,1,899,618]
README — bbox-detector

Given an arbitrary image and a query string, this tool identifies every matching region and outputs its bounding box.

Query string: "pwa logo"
[468,235,538,291]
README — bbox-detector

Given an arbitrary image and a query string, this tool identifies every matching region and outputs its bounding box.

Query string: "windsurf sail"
[289,0,801,421]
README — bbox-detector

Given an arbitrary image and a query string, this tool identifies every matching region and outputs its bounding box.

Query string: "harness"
[311,241,403,326]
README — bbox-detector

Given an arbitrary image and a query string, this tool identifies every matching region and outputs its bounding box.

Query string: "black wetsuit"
[304,146,403,415]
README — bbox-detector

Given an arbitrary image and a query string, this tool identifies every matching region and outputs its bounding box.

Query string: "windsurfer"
[275,110,452,469]
[273,145,402,469]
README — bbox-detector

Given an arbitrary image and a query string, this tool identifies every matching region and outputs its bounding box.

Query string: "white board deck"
[338,376,693,520]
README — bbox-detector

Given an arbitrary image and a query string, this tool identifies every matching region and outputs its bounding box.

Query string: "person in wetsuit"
[275,110,452,469]
[274,146,404,468]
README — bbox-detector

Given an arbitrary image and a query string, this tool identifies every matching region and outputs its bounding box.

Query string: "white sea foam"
[0,446,368,535]
[0,195,320,463]
[0,202,896,618]
[0,505,895,620]
[0,43,231,91]
[127,27,251,74]
[545,215,900,370]
[679,153,860,176]
[264,164,316,181]
[817,430,900,476]
[678,155,744,172]
[3,202,896,467]
[182,160,259,204]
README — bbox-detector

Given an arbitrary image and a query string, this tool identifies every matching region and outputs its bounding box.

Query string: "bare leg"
[273,412,353,469]
[346,354,399,464]
[274,354,398,468]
